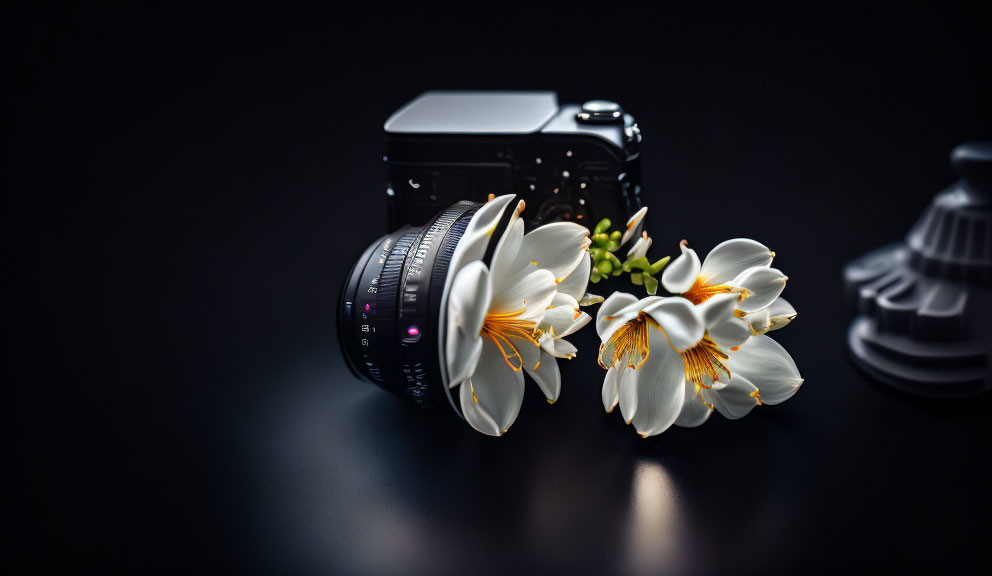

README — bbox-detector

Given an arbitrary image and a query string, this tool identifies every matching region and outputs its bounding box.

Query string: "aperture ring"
[375,230,419,394]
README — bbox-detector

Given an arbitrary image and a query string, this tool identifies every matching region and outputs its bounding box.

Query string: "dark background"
[6,3,991,574]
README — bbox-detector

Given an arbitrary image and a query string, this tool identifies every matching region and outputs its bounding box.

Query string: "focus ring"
[394,201,478,408]
[375,230,418,394]
[428,209,476,413]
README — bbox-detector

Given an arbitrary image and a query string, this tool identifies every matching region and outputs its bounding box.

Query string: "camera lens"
[338,200,497,411]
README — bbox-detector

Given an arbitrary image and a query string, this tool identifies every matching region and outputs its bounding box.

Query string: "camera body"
[384,91,643,231]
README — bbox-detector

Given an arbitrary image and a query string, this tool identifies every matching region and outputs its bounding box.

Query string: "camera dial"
[576,100,624,124]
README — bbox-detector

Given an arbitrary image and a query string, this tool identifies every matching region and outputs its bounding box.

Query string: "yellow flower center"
[681,335,730,388]
[682,276,732,305]
[481,307,539,371]
[682,276,752,306]
[598,311,658,370]
[599,313,733,390]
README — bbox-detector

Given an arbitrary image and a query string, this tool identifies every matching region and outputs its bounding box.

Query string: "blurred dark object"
[384,91,643,231]
[844,142,992,397]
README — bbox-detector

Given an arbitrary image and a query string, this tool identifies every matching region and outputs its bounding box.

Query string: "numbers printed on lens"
[338,201,481,410]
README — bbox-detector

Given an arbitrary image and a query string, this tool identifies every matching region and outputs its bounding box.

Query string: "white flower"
[626,232,652,260]
[596,238,802,438]
[620,206,648,246]
[442,194,592,436]
[660,238,791,349]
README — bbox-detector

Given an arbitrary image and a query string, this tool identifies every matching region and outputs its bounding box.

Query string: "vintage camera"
[383,91,643,231]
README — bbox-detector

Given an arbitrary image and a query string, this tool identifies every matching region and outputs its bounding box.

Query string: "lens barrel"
[338,201,482,409]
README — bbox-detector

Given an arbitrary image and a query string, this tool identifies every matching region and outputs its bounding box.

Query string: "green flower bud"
[644,274,659,295]
[649,256,671,275]
[593,218,612,235]
[606,253,623,275]
[624,256,650,271]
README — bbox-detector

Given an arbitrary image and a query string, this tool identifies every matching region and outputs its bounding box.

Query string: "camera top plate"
[385,91,559,135]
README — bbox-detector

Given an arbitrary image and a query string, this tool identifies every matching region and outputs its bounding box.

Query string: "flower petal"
[747,309,772,336]
[768,297,797,331]
[550,291,574,308]
[464,194,516,240]
[448,227,492,279]
[459,380,501,436]
[629,335,686,437]
[620,206,648,246]
[732,266,788,313]
[701,373,760,419]
[537,306,573,337]
[541,294,577,327]
[515,222,590,282]
[513,334,543,374]
[674,380,713,427]
[525,349,561,403]
[489,268,557,322]
[727,335,803,405]
[626,235,652,259]
[643,297,704,352]
[602,366,619,412]
[556,253,591,301]
[747,298,797,335]
[596,291,640,340]
[446,313,483,387]
[541,334,577,358]
[447,194,515,279]
[489,218,524,293]
[707,315,751,349]
[469,338,526,432]
[447,260,491,339]
[563,311,591,338]
[618,363,637,424]
[661,242,701,294]
[695,292,738,329]
[699,238,774,285]
[539,299,590,340]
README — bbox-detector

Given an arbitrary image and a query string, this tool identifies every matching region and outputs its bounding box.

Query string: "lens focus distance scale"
[398,201,478,407]
[375,230,419,394]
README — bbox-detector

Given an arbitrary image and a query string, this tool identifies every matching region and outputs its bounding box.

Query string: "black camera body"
[384,91,643,231]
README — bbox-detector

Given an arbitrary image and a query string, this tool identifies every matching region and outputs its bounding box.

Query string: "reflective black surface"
[8,4,992,574]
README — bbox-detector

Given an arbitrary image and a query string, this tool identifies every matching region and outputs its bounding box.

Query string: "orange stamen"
[598,312,659,370]
[681,276,733,305]
[481,307,539,371]
[681,334,730,387]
